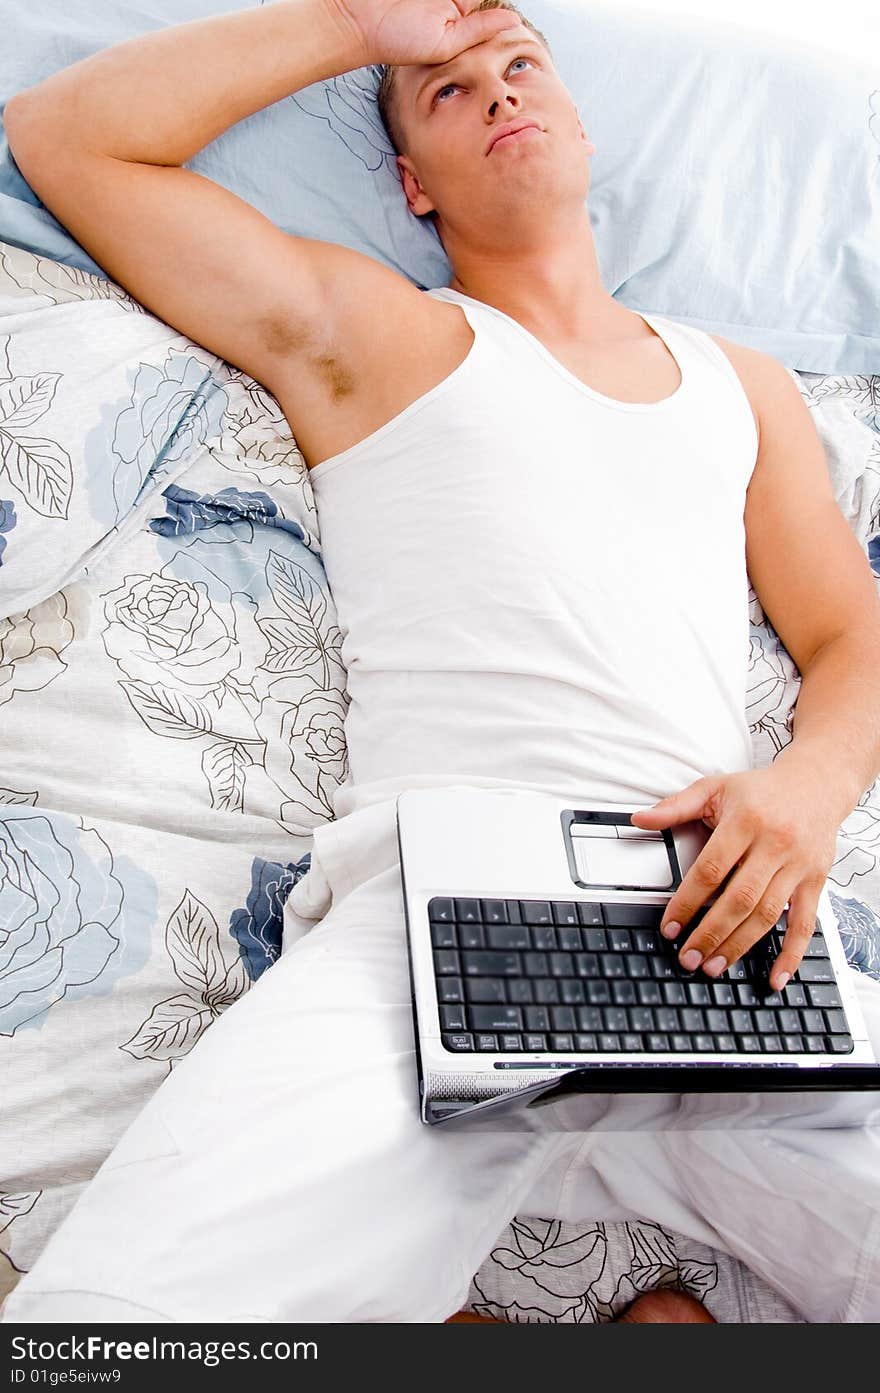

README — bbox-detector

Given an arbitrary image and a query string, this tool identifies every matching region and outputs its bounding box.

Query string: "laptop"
[395,786,880,1128]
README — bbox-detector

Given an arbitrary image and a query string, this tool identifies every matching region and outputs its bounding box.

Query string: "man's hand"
[630,765,840,991]
[329,0,522,67]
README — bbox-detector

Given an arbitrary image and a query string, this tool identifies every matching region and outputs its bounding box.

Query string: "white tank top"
[308,287,759,824]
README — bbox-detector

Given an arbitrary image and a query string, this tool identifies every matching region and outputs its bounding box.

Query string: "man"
[3,0,880,1324]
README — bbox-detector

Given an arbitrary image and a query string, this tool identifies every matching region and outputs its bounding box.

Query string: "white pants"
[4,801,880,1324]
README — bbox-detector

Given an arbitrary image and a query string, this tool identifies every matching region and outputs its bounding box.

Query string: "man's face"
[391,24,594,242]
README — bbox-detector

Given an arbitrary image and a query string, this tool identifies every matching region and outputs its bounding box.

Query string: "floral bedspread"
[1,240,879,1321]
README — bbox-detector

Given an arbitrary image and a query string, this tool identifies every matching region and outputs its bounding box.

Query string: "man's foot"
[446,1288,716,1323]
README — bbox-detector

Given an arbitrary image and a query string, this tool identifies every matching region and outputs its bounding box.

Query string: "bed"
[2,233,879,1322]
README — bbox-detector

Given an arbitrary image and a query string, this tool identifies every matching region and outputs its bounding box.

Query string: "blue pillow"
[1,0,877,373]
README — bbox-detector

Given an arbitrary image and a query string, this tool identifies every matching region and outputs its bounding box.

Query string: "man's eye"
[508,57,533,73]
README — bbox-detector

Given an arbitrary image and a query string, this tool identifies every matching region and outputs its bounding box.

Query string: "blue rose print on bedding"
[829,892,880,981]
[149,483,319,606]
[0,498,15,566]
[0,808,156,1035]
[230,853,312,980]
[84,350,228,528]
[869,536,880,577]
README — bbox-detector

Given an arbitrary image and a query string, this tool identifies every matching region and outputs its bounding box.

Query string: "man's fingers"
[675,852,787,965]
[680,867,795,976]
[770,879,824,990]
[659,827,749,938]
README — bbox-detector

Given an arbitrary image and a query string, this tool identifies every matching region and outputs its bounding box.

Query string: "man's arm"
[1,0,387,395]
[1,0,517,440]
[734,346,880,823]
[633,343,880,986]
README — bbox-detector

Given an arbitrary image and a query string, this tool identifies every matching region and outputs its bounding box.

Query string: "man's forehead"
[397,26,544,98]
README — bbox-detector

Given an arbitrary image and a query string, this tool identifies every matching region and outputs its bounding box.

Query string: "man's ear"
[397,155,436,217]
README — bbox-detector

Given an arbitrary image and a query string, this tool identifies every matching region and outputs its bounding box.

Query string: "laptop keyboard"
[428,897,854,1056]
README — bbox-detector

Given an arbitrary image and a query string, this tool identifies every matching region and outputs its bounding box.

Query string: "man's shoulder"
[706,333,795,440]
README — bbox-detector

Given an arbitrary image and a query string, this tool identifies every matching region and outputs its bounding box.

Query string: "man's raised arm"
[1,0,518,414]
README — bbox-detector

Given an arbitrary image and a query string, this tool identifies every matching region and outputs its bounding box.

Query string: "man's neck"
[446,210,631,348]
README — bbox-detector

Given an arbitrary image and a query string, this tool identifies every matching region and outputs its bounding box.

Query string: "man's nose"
[487,89,520,119]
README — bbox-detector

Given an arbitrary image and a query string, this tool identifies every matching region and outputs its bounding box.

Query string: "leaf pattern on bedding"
[121,889,248,1067]
[0,345,72,519]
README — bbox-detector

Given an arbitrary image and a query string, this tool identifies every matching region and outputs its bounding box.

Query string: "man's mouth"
[486,121,542,155]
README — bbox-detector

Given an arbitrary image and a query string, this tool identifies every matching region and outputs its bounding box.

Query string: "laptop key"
[761,1034,784,1052]
[737,1034,762,1053]
[576,1034,598,1051]
[800,1008,825,1035]
[575,953,600,978]
[462,951,521,976]
[828,1035,854,1053]
[736,983,759,1006]
[577,1006,603,1032]
[607,929,633,952]
[805,1036,826,1052]
[730,1010,753,1034]
[430,922,457,948]
[670,1034,692,1051]
[612,980,637,1005]
[438,977,465,1003]
[621,1033,643,1051]
[551,1006,577,1031]
[824,1009,849,1034]
[455,899,482,923]
[777,1008,801,1033]
[705,1008,728,1032]
[694,1034,716,1051]
[531,924,557,951]
[500,1034,523,1051]
[599,954,626,978]
[481,899,509,923]
[550,953,572,978]
[802,934,828,957]
[553,902,581,926]
[628,954,651,979]
[714,1034,737,1052]
[646,1033,670,1051]
[602,1007,628,1032]
[521,901,554,925]
[476,1034,498,1052]
[551,1034,574,1051]
[629,1007,655,1032]
[465,978,507,1004]
[604,904,664,927]
[582,928,608,952]
[434,950,461,975]
[598,1033,621,1051]
[635,930,660,953]
[524,1034,547,1052]
[561,979,586,1005]
[487,925,530,951]
[797,959,836,983]
[708,982,736,1005]
[469,1005,523,1031]
[557,925,583,951]
[535,979,560,1004]
[458,922,486,950]
[586,981,612,1004]
[662,982,687,1005]
[680,1008,706,1032]
[577,903,605,926]
[752,1010,777,1033]
[429,898,456,923]
[637,981,662,1005]
[507,979,534,1005]
[655,1007,680,1032]
[783,1034,805,1053]
[783,983,807,1006]
[650,958,677,980]
[525,1006,551,1032]
[440,1005,467,1030]
[442,1033,474,1051]
[807,980,843,1008]
[682,983,709,1007]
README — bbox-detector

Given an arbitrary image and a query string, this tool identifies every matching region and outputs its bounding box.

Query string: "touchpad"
[564,813,677,891]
